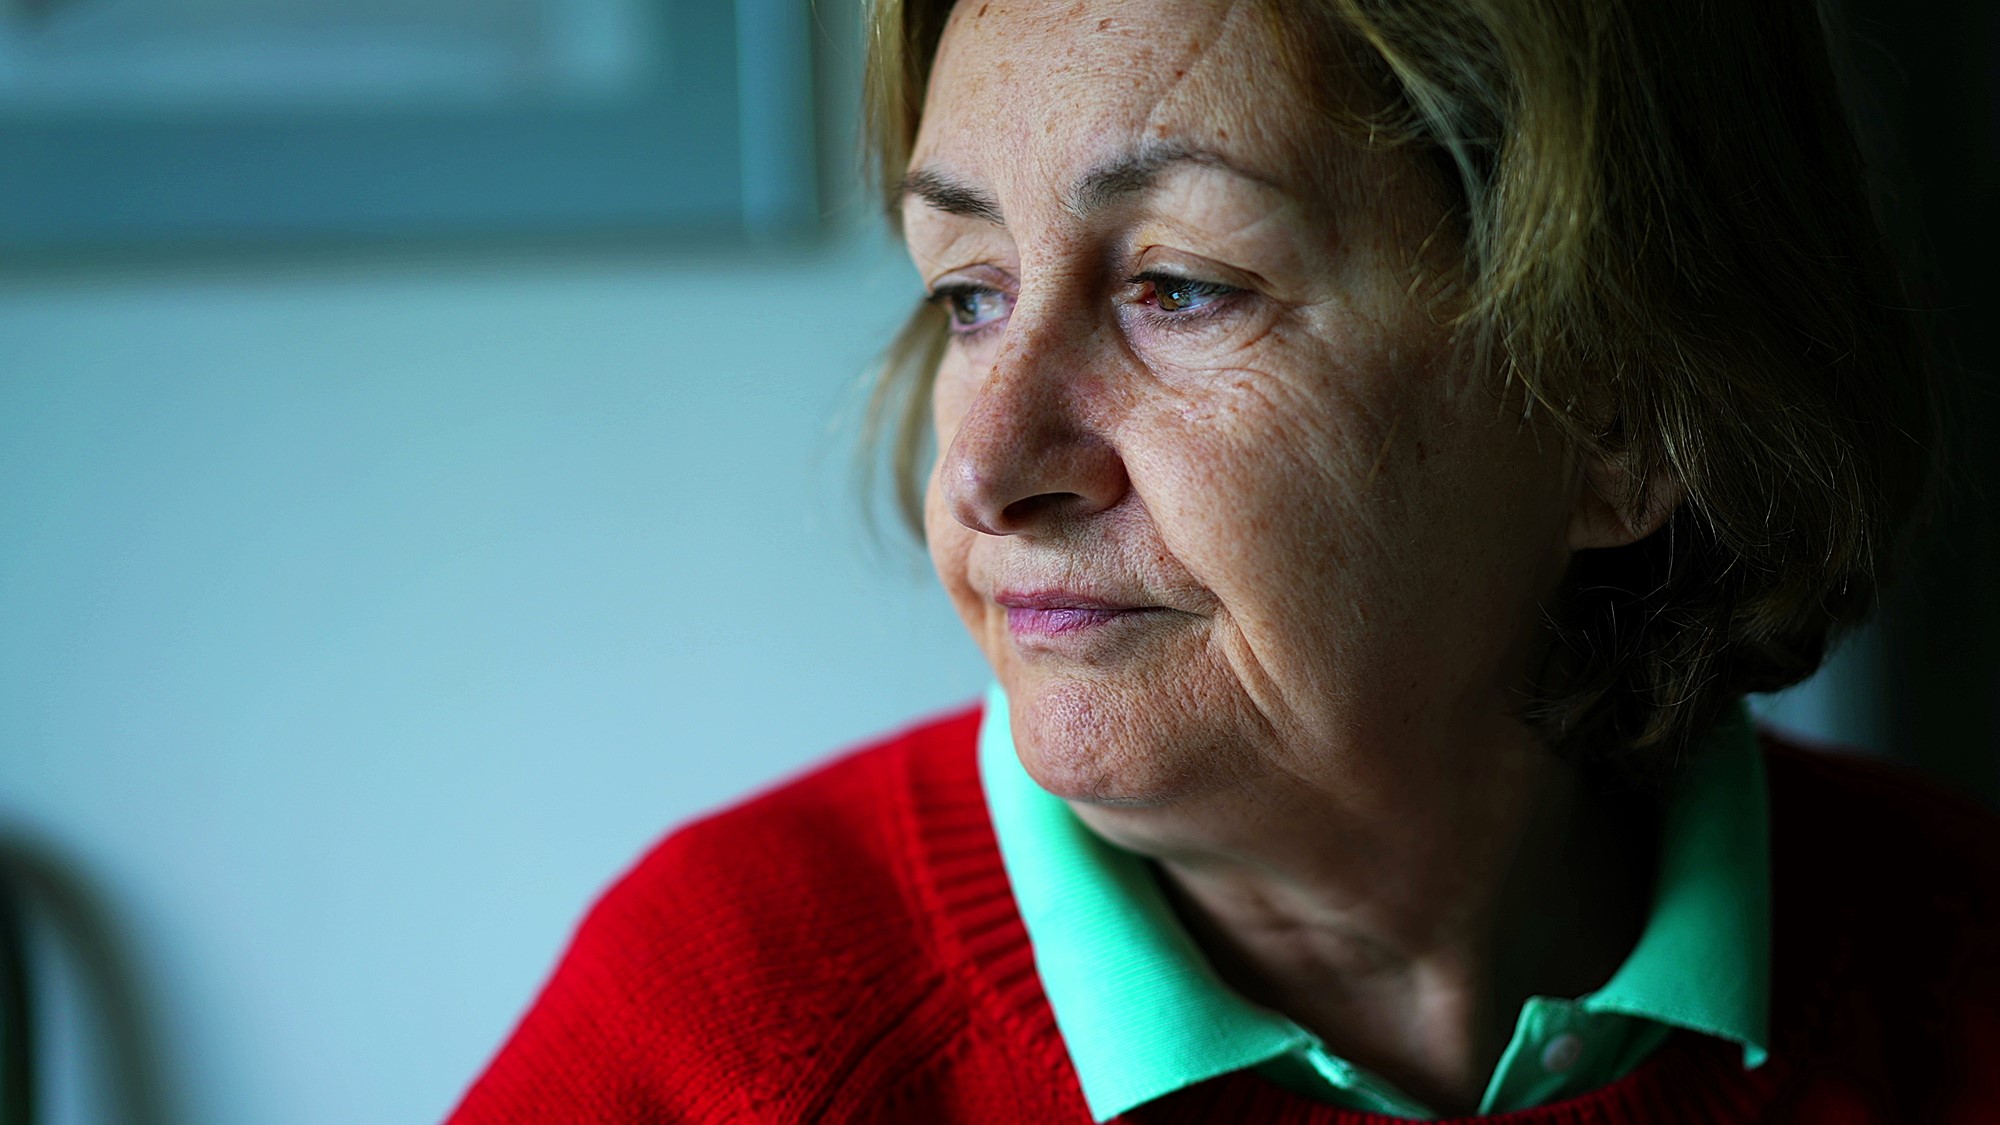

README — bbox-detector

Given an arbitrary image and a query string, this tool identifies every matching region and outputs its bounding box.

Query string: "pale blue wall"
[1748,628,1889,751]
[0,239,992,1123]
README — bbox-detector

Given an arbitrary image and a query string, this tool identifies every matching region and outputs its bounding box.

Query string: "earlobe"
[1567,456,1683,551]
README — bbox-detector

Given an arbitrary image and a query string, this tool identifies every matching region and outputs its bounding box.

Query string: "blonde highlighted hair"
[860,0,1940,772]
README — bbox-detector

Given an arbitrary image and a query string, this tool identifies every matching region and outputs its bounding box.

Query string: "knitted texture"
[448,707,2000,1124]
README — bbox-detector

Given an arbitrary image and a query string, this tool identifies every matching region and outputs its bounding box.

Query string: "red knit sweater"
[449,706,2000,1124]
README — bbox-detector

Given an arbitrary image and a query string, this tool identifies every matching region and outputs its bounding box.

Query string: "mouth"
[994,589,1160,639]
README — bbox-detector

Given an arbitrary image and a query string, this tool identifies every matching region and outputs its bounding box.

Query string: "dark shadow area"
[0,868,33,1125]
[0,834,175,1125]
[1840,0,2000,806]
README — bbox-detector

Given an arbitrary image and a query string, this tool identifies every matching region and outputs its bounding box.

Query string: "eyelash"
[1128,271,1239,322]
[926,271,1241,338]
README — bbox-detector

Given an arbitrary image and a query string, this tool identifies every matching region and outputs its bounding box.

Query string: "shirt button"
[1541,1032,1585,1074]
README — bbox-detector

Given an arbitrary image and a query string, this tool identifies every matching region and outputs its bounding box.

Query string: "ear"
[1567,454,1683,551]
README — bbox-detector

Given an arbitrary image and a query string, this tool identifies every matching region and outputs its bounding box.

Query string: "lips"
[994,590,1155,638]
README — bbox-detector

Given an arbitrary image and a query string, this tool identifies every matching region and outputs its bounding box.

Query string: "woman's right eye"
[931,284,1009,333]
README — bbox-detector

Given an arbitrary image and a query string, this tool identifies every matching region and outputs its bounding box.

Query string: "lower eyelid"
[948,316,1007,341]
[1124,292,1261,338]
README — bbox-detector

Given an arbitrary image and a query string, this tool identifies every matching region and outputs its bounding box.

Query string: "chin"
[1015,736,1175,808]
[1006,675,1234,808]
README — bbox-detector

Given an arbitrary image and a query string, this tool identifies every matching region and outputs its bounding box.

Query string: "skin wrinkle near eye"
[1146,303,1406,535]
[908,226,1017,295]
[1144,347,1401,611]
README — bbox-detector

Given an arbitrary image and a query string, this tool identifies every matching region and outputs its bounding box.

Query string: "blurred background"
[0,0,1991,1122]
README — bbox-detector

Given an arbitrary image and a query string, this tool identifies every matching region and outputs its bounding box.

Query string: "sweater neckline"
[896,702,1788,1124]
[976,683,1771,1119]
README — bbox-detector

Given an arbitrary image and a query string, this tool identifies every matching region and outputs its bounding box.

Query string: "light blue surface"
[1747,624,1889,752]
[0,1,820,252]
[0,235,990,1123]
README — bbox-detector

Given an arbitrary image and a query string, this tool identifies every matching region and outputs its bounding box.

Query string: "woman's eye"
[931,285,1009,332]
[1137,273,1237,314]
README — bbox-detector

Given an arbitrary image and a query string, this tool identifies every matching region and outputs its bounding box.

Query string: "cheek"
[923,466,973,596]
[1134,336,1407,609]
[929,351,977,452]
[923,354,979,596]
[1139,331,1573,707]
[922,435,1012,673]
[1122,318,1522,724]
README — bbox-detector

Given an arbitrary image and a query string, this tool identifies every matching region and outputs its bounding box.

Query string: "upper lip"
[993,588,1146,611]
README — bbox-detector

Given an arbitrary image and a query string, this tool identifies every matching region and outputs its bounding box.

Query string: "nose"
[938,306,1129,537]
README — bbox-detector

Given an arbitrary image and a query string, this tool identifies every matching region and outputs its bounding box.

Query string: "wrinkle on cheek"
[926,499,1008,664]
[1223,316,1282,359]
[1161,313,1366,426]
[1166,364,1269,429]
[930,359,977,446]
[1153,339,1408,568]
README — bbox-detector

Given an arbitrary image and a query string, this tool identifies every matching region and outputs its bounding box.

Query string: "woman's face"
[909,0,1584,813]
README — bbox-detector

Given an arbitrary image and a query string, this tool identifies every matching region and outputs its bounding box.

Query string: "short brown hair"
[859,0,1941,775]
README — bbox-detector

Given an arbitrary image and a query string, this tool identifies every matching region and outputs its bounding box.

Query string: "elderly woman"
[451,0,1999,1121]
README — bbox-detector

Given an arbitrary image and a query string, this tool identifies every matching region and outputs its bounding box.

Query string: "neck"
[1070,726,1659,1115]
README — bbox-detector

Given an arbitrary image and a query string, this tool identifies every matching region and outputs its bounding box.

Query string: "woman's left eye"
[1134,272,1237,314]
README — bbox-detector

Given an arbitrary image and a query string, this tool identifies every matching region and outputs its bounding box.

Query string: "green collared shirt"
[979,684,1771,1120]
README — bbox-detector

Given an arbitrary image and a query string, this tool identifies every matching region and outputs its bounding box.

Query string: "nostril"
[936,352,1131,535]
[943,428,1130,536]
[998,491,1087,530]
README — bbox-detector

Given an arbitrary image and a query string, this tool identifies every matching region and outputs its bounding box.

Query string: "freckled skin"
[907,0,1666,1112]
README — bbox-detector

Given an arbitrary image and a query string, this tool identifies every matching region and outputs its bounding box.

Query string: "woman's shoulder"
[1759,731,2000,1115]
[449,703,999,1123]
[582,700,989,992]
[1761,730,2000,888]
[615,701,988,936]
[1761,729,2000,979]
[1762,729,2000,944]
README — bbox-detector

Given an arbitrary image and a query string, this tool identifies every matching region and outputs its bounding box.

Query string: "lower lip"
[1005,606,1149,638]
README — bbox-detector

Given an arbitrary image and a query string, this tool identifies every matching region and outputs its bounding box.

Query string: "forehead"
[913,0,1325,193]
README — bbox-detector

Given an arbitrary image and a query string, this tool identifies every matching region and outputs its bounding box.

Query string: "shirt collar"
[978,683,1771,1121]
[978,684,1311,1119]
[1580,702,1771,1066]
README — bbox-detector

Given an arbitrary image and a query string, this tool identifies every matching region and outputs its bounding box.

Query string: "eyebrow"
[1070,140,1273,214]
[895,140,1277,225]
[895,167,1004,223]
